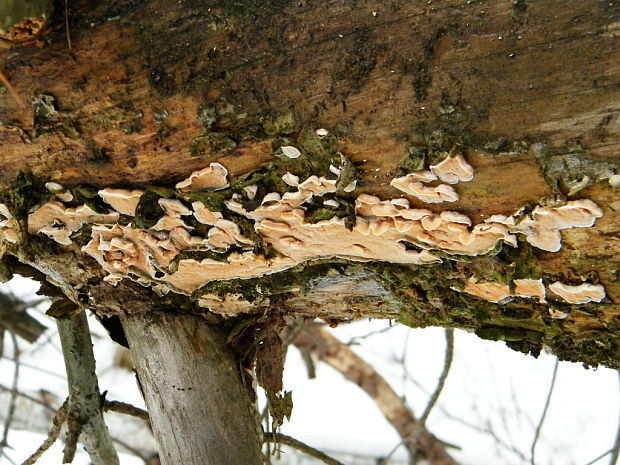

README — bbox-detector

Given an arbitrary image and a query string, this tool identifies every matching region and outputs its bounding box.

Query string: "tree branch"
[293,323,459,465]
[264,432,346,465]
[0,332,20,457]
[0,292,46,344]
[409,329,454,464]
[530,358,559,465]
[609,371,620,465]
[104,401,149,422]
[20,399,68,465]
[57,310,119,465]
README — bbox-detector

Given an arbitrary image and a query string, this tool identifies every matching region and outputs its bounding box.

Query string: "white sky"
[0,276,618,465]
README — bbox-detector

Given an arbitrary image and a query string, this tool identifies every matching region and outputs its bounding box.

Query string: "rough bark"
[121,311,263,465]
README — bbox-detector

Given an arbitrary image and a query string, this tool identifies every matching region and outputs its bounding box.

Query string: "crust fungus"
[83,224,179,285]
[389,179,459,203]
[513,278,546,303]
[98,188,145,216]
[548,281,606,304]
[0,204,18,243]
[278,146,302,159]
[463,278,511,303]
[152,199,193,231]
[45,182,74,202]
[430,154,474,184]
[24,154,608,309]
[28,201,119,245]
[510,200,604,252]
[192,201,223,225]
[175,162,229,192]
[198,293,265,316]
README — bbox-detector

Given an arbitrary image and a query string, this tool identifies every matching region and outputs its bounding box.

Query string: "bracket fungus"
[7,151,605,311]
[0,204,18,243]
[28,201,119,245]
[460,276,605,312]
[463,278,511,303]
[98,188,145,216]
[548,282,606,304]
[175,162,229,192]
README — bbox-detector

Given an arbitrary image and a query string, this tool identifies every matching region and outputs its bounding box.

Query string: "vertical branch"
[609,372,620,465]
[121,311,263,465]
[0,332,20,458]
[57,310,119,465]
[410,329,454,464]
[530,358,559,465]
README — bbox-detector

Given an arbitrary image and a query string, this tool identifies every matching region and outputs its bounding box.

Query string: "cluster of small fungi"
[0,144,607,315]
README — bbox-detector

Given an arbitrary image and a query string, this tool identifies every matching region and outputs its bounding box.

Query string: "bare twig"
[264,432,346,465]
[609,371,620,465]
[64,0,72,51]
[294,323,459,465]
[345,323,396,346]
[2,450,18,465]
[0,356,65,379]
[20,399,68,465]
[0,333,20,457]
[530,358,559,465]
[421,329,454,425]
[381,329,455,465]
[408,329,454,464]
[104,401,149,422]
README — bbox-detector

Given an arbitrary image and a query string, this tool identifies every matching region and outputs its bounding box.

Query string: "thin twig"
[104,401,149,422]
[382,329,455,464]
[609,371,620,465]
[2,450,18,465]
[264,432,346,465]
[0,70,25,108]
[109,436,148,462]
[420,329,455,425]
[20,399,68,465]
[530,358,560,465]
[58,311,119,465]
[345,324,396,346]
[0,356,65,379]
[64,0,72,51]
[0,333,20,457]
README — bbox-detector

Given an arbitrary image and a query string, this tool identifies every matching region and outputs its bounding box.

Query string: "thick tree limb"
[293,324,458,465]
[121,311,263,465]
[57,311,119,465]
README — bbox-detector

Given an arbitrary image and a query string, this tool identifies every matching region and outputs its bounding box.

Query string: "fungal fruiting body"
[461,276,605,317]
[4,152,606,306]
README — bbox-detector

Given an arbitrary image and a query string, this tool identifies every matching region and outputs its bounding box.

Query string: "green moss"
[262,110,297,136]
[190,133,237,157]
[133,190,165,229]
[32,94,81,139]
